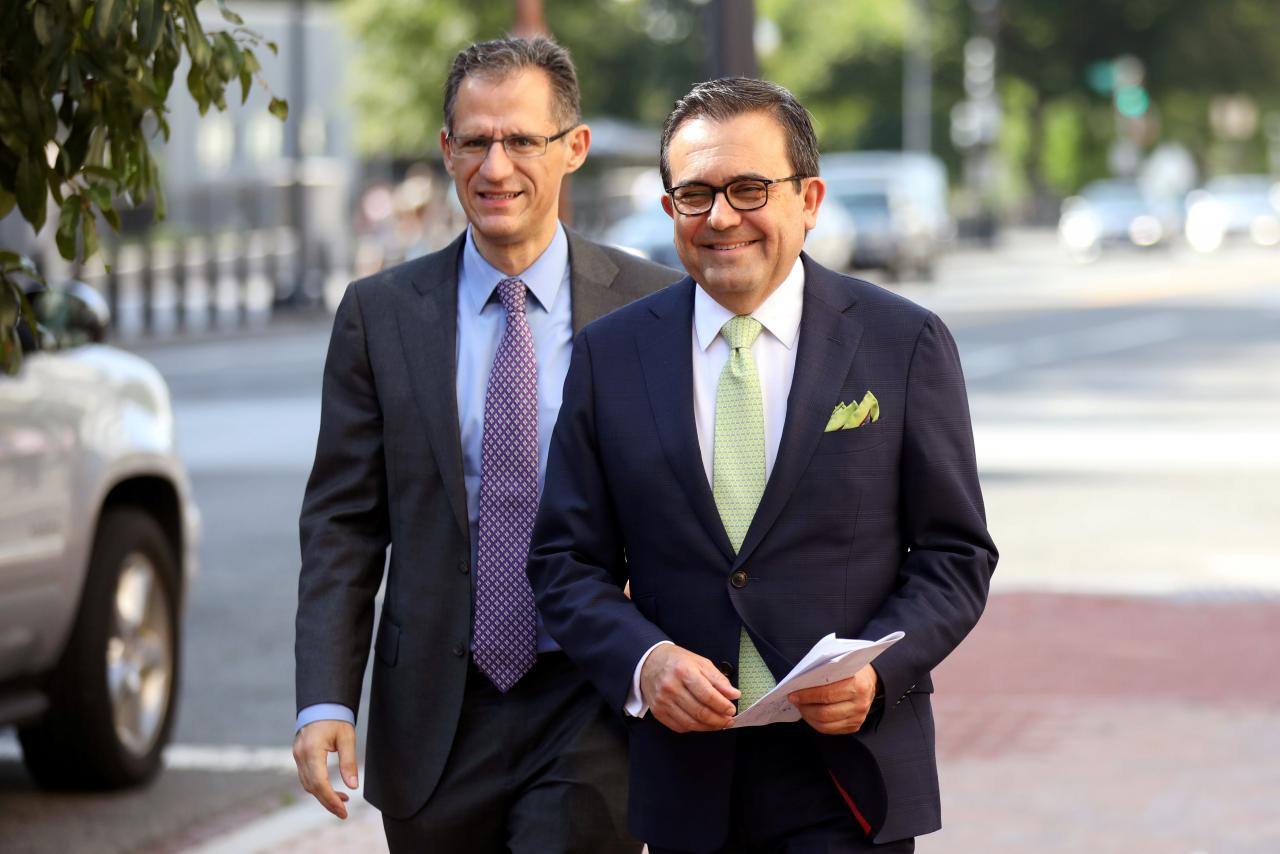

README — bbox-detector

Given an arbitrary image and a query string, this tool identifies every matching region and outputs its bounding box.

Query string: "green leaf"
[15,156,48,233]
[92,0,126,44]
[217,0,245,25]
[57,199,82,260]
[82,213,99,261]
[84,166,123,186]
[187,63,210,114]
[268,97,289,121]
[86,184,113,210]
[33,3,55,45]
[0,190,15,220]
[137,0,165,55]
[266,40,278,56]
[239,67,252,104]
[102,205,121,231]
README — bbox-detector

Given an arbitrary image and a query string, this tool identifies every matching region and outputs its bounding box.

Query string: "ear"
[801,176,826,231]
[561,124,592,175]
[440,127,455,177]
[661,193,675,220]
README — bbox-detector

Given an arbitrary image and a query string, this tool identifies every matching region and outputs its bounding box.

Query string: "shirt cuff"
[296,703,356,734]
[624,640,675,718]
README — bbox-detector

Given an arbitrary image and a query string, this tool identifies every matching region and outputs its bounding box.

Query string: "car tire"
[19,508,181,790]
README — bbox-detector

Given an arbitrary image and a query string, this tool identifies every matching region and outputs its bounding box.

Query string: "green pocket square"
[825,391,880,432]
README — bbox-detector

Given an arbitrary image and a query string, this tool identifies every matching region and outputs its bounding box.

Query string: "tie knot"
[721,315,763,350]
[497,277,527,315]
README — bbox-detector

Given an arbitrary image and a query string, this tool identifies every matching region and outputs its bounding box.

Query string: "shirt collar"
[693,256,805,352]
[459,223,569,315]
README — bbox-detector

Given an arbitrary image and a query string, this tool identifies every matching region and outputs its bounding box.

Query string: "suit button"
[730,570,748,589]
[451,644,466,657]
[718,661,735,678]
[458,560,470,574]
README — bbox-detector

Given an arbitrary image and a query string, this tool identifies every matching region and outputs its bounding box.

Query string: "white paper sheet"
[732,631,905,728]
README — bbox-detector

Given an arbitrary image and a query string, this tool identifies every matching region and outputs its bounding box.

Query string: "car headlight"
[1060,210,1100,251]
[1128,215,1163,247]
[1185,198,1227,252]
[1250,214,1280,246]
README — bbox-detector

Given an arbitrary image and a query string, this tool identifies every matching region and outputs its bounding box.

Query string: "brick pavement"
[191,590,1280,852]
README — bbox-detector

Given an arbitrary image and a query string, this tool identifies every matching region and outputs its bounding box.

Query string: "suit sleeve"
[860,312,997,710]
[295,283,391,715]
[527,330,671,712]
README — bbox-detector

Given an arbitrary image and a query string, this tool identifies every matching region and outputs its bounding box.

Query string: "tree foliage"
[339,0,705,157]
[0,0,286,373]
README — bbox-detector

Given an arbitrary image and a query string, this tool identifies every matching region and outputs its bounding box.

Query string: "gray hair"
[443,37,581,133]
[659,77,819,189]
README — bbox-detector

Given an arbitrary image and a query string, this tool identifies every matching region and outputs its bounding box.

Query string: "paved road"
[2,231,1277,852]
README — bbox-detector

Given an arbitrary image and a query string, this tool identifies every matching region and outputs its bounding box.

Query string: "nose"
[705,190,742,229]
[477,140,515,180]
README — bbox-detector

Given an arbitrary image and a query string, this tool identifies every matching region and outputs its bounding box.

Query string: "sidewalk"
[187,589,1280,852]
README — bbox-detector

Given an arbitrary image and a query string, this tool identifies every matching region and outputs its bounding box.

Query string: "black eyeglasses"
[665,175,809,216]
[445,126,578,159]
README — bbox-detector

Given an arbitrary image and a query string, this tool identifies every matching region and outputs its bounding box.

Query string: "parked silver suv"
[0,282,199,789]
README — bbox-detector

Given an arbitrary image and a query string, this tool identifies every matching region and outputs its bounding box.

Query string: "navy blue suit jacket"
[527,255,996,848]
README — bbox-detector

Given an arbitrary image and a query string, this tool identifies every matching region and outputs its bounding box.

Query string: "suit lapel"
[734,257,864,568]
[637,280,737,562]
[397,234,469,540]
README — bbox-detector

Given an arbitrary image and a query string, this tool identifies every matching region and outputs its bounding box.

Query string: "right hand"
[640,644,739,733]
[293,720,359,819]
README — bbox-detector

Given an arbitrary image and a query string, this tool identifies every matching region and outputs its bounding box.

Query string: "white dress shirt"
[626,257,805,716]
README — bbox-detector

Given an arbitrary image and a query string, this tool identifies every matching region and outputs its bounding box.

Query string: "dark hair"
[659,77,819,189]
[443,37,581,132]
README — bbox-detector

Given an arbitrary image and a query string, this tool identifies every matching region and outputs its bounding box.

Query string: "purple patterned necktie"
[473,277,540,692]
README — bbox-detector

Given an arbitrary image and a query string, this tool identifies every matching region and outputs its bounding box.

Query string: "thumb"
[336,725,359,789]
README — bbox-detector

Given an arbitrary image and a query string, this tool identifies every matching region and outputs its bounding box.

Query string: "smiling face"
[441,68,589,274]
[661,111,825,314]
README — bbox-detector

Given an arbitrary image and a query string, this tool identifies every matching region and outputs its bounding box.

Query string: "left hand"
[789,664,880,735]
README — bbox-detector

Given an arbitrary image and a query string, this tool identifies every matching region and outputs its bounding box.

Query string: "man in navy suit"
[527,78,997,852]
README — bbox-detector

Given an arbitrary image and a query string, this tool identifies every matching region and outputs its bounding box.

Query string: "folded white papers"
[732,631,905,728]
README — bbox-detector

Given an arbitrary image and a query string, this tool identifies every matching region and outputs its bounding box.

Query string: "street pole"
[284,0,309,304]
[705,0,758,79]
[903,0,933,152]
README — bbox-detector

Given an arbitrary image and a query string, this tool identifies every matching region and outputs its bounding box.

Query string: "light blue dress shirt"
[296,225,574,732]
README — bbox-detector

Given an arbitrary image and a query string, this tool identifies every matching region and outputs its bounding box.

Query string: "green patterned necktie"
[713,315,777,709]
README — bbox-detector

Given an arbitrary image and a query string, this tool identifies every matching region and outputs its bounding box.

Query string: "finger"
[794,698,859,722]
[653,699,706,734]
[673,671,738,725]
[336,726,359,789]
[300,739,348,819]
[685,669,738,717]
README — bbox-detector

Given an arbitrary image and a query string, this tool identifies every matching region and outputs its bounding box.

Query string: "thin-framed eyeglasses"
[445,126,579,159]
[665,175,810,216]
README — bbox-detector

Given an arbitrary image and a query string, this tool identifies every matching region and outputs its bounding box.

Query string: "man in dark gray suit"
[292,37,677,853]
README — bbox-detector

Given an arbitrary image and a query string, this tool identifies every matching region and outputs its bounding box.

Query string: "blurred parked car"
[1184,175,1280,253]
[602,194,858,275]
[0,282,198,789]
[820,151,953,280]
[1058,179,1182,260]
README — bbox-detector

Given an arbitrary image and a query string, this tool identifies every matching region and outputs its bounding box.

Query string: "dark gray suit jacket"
[296,229,679,819]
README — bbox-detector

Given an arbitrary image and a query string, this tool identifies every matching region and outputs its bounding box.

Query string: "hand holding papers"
[732,631,904,728]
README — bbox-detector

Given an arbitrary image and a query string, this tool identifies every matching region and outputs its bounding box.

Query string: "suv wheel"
[19,508,181,789]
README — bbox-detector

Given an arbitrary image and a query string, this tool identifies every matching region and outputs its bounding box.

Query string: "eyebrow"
[673,173,772,187]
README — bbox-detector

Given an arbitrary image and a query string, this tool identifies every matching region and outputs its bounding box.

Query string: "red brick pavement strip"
[919,591,1280,852]
[198,591,1280,852]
